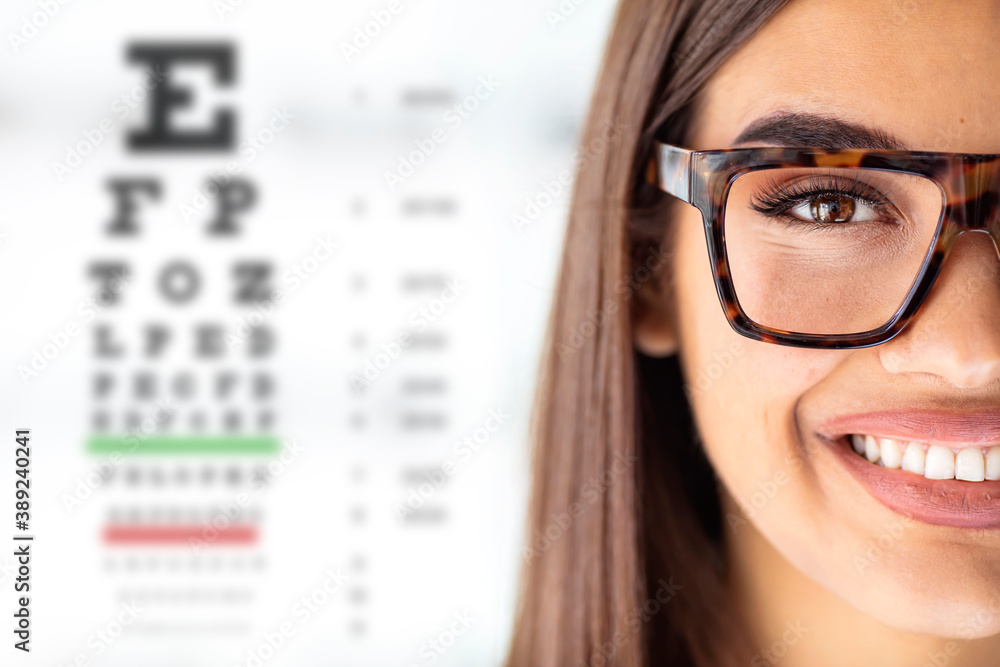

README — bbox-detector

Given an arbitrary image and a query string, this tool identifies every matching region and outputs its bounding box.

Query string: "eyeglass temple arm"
[649,142,692,203]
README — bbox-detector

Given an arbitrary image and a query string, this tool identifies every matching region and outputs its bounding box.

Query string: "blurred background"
[0,0,619,664]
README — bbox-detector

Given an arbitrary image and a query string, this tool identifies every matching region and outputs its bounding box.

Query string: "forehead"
[694,0,1000,153]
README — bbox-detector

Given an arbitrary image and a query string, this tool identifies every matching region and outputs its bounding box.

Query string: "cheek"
[669,202,834,522]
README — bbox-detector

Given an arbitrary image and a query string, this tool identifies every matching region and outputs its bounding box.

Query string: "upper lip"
[819,409,1000,448]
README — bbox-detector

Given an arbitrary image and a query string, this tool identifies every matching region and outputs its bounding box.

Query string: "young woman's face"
[649,0,1000,637]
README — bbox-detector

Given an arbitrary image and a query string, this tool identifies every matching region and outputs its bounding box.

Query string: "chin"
[794,502,1000,639]
[851,569,1000,639]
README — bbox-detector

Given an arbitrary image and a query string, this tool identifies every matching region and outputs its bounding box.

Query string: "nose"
[878,231,1000,388]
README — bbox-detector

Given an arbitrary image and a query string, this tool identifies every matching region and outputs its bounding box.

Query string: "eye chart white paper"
[0,0,616,664]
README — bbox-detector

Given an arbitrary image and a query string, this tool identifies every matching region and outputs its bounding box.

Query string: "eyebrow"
[732,112,908,151]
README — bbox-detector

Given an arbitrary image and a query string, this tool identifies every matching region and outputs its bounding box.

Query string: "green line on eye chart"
[86,435,280,456]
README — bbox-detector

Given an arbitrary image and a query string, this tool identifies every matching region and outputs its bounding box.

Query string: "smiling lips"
[821,411,1000,529]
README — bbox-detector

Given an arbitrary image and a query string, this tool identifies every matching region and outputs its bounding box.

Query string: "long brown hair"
[507,2,789,665]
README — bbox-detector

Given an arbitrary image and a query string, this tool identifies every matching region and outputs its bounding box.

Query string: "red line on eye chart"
[102,525,258,545]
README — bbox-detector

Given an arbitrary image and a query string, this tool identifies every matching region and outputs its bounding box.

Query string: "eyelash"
[749,173,892,223]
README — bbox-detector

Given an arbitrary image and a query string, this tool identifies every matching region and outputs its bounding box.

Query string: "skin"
[634,1,1000,664]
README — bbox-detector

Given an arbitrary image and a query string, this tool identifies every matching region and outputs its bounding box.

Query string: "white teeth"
[925,446,956,480]
[879,438,903,469]
[988,447,1000,481]
[864,435,880,463]
[956,448,986,482]
[901,442,926,475]
[850,434,1000,482]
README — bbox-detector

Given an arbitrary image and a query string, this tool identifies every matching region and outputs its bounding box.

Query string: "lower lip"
[826,436,1000,529]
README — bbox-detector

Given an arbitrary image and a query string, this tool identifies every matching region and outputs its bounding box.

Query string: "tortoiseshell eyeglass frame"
[647,141,1000,349]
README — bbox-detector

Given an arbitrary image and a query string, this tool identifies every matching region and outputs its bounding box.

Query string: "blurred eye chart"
[0,0,616,664]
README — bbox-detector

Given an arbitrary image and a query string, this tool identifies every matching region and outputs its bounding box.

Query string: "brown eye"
[810,195,856,223]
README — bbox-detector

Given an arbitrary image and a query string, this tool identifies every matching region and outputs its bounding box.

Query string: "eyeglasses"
[650,141,1000,349]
